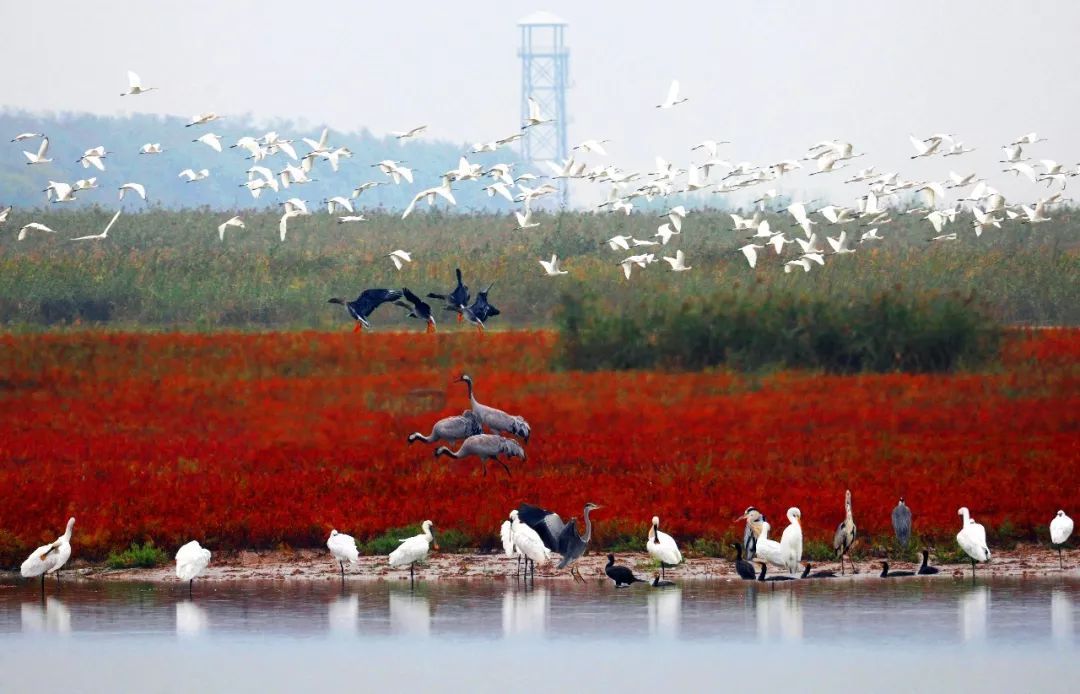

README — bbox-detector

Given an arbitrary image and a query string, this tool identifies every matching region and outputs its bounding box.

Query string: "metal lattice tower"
[518,11,569,207]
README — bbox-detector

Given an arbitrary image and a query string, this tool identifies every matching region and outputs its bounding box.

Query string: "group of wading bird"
[3,72,1072,282]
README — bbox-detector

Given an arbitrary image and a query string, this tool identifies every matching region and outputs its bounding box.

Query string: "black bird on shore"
[731,542,757,580]
[801,563,837,579]
[328,289,402,332]
[917,549,940,575]
[880,561,915,578]
[605,554,646,587]
[757,564,795,582]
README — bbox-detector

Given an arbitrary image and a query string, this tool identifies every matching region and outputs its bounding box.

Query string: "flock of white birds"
[0,73,1074,282]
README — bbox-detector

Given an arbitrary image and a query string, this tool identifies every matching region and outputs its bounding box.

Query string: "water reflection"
[328,594,359,636]
[502,586,548,637]
[647,587,681,638]
[176,600,208,637]
[389,590,430,637]
[1051,589,1073,643]
[959,586,989,642]
[21,597,71,635]
[755,587,802,642]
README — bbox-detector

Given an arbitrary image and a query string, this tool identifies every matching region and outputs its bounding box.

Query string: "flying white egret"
[388,520,437,582]
[139,143,163,154]
[514,206,539,230]
[324,196,354,214]
[338,215,367,224]
[619,253,656,279]
[218,216,244,240]
[118,183,146,201]
[784,258,812,273]
[374,160,413,184]
[739,243,764,268]
[73,178,97,191]
[662,249,691,271]
[860,228,883,243]
[387,249,412,270]
[121,70,157,96]
[826,231,855,255]
[71,210,122,241]
[646,516,683,579]
[522,97,553,128]
[1010,132,1046,145]
[279,210,301,241]
[175,540,211,593]
[573,138,610,155]
[178,169,210,183]
[956,507,991,579]
[0,206,10,224]
[352,181,385,199]
[402,184,456,219]
[327,529,359,580]
[78,146,107,171]
[23,137,51,165]
[1050,511,1074,570]
[44,181,76,203]
[656,80,688,109]
[186,112,221,127]
[909,134,944,159]
[392,125,427,140]
[20,518,75,592]
[691,139,730,157]
[11,132,43,142]
[606,235,632,251]
[18,222,56,240]
[193,133,223,152]
[539,254,568,276]
[654,223,679,245]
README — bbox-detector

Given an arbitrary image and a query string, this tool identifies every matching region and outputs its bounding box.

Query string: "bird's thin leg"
[850,555,858,575]
[189,579,193,597]
[410,563,415,584]
[40,574,45,596]
[840,558,845,576]
[499,461,511,476]
[1059,547,1064,570]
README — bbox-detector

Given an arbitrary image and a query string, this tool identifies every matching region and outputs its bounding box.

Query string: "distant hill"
[0,109,524,213]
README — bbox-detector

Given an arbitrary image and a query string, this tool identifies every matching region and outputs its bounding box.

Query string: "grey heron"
[605,554,646,587]
[734,506,763,561]
[407,410,482,445]
[433,434,525,476]
[456,374,531,442]
[833,489,858,575]
[917,549,939,575]
[328,289,403,332]
[730,542,757,580]
[892,497,912,549]
[879,561,915,578]
[517,502,601,583]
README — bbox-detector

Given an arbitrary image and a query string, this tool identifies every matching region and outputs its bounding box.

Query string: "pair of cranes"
[408,374,531,476]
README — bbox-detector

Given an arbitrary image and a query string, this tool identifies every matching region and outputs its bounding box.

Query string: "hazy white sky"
[3,0,1078,205]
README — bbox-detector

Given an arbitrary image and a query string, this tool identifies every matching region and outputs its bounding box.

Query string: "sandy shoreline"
[6,545,1075,584]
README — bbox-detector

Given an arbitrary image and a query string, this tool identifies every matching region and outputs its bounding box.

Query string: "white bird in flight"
[18,222,55,240]
[179,169,210,183]
[662,249,691,271]
[218,216,244,241]
[514,206,539,230]
[186,112,222,127]
[11,132,43,142]
[23,137,51,165]
[656,80,688,109]
[118,183,146,201]
[121,71,157,96]
[71,210,122,241]
[193,133,223,152]
[139,143,163,155]
[739,243,763,269]
[392,125,427,140]
[403,183,456,219]
[539,254,568,276]
[522,97,554,128]
[387,249,413,270]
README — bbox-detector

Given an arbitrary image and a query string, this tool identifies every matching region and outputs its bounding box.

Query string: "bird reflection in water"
[175,600,208,637]
[755,588,803,642]
[648,587,682,638]
[959,585,989,642]
[502,586,549,637]
[328,593,359,636]
[389,589,431,637]
[1051,589,1073,644]
[21,597,71,635]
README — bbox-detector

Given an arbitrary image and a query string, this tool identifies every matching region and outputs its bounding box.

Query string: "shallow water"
[2,577,1078,693]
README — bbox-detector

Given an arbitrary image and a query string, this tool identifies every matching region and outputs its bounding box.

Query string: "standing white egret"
[1050,511,1074,569]
[780,508,803,574]
[501,512,522,575]
[388,520,437,583]
[646,516,683,580]
[956,507,991,579]
[510,510,551,579]
[751,520,789,572]
[20,517,75,593]
[327,529,359,580]
[175,540,211,594]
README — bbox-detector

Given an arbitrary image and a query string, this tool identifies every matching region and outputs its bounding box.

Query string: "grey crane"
[456,374,531,442]
[892,497,912,549]
[407,410,482,445]
[433,434,525,476]
[734,506,764,561]
[833,489,858,575]
[517,502,602,583]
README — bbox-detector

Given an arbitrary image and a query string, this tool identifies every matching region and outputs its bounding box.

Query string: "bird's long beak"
[433,543,440,552]
[733,513,751,523]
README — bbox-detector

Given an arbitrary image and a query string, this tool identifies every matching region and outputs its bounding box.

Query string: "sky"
[2,0,1079,207]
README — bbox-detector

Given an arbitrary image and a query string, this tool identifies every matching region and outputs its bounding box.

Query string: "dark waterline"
[1,577,1077,693]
